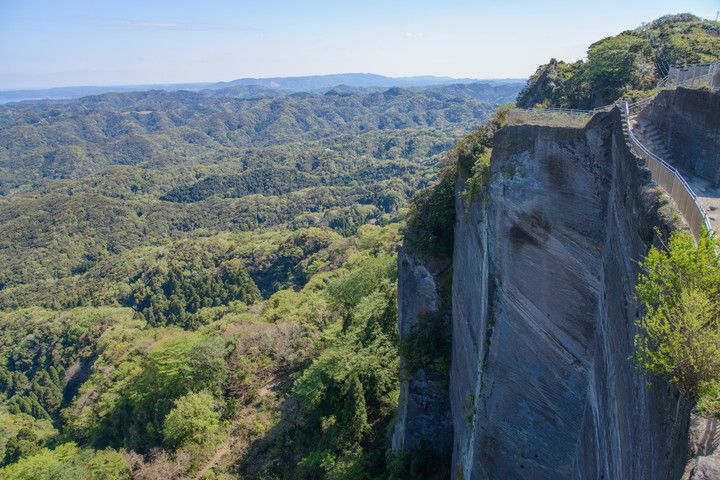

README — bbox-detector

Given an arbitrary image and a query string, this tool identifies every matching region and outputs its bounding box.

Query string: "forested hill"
[201,81,523,105]
[0,87,498,193]
[517,13,720,109]
[0,79,504,478]
[0,86,504,298]
[0,73,525,103]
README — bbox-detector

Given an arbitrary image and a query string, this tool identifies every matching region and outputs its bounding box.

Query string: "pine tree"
[342,375,368,444]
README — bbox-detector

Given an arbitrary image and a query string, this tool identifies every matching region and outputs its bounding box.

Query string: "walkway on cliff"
[508,101,716,242]
[672,166,720,231]
[508,70,720,241]
[509,60,719,242]
[632,116,720,231]
[627,61,720,237]
[623,93,717,242]
[620,61,720,237]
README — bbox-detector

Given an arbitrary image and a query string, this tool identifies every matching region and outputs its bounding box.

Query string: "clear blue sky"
[0,0,717,90]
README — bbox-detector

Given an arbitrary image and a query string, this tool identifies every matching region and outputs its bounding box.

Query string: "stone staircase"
[627,106,719,234]
[631,118,675,164]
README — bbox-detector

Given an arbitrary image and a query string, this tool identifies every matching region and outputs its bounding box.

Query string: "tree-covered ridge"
[0,222,407,478]
[0,74,526,104]
[0,174,412,293]
[0,68,503,477]
[517,14,720,109]
[159,167,323,203]
[0,88,496,194]
[0,84,498,298]
[0,121,463,289]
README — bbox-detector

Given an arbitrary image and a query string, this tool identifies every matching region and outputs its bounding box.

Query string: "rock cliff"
[637,87,720,185]
[397,103,699,478]
[392,248,453,456]
[451,108,691,479]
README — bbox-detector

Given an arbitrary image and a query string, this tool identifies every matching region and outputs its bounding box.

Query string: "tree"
[586,35,648,103]
[327,257,395,330]
[162,391,220,448]
[183,336,230,394]
[402,169,456,261]
[342,375,369,443]
[3,427,41,466]
[634,230,720,399]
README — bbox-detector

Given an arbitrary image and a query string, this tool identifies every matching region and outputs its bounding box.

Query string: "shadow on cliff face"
[509,223,541,249]
[509,211,551,250]
[450,109,694,479]
[545,153,570,193]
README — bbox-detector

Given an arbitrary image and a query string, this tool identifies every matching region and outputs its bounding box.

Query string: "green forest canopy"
[0,80,508,478]
[0,12,717,479]
[517,14,720,109]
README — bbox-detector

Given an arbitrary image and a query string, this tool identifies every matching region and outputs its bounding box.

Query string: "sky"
[0,0,718,90]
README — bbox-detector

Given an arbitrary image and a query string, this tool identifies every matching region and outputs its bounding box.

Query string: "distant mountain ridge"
[212,73,523,91]
[0,73,525,104]
[0,86,501,194]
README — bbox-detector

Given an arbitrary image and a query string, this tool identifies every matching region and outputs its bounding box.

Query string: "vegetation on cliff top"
[402,104,510,262]
[517,14,720,109]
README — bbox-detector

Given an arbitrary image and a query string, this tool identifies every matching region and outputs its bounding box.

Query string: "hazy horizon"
[0,73,530,94]
[1,0,718,90]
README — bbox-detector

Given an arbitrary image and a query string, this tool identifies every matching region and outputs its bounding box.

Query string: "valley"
[0,11,719,480]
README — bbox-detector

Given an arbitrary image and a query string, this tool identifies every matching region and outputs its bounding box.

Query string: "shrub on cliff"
[399,311,451,376]
[402,104,514,261]
[634,230,720,400]
[403,167,456,261]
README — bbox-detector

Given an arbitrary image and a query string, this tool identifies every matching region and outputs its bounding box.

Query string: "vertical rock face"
[638,88,720,185]
[393,248,453,455]
[450,109,691,479]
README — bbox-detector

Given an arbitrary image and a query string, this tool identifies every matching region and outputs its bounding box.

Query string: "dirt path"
[194,372,291,479]
[194,423,234,479]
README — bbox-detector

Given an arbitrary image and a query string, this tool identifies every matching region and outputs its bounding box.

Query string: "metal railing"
[506,59,716,241]
[626,96,654,116]
[509,60,719,128]
[623,101,712,243]
[507,104,614,128]
[665,61,720,89]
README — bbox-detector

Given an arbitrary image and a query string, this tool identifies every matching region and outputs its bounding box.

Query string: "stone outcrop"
[392,248,453,455]
[637,87,720,185]
[683,415,720,480]
[449,108,690,479]
[396,88,720,479]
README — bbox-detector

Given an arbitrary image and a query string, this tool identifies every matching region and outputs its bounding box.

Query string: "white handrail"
[507,104,615,127]
[623,101,712,242]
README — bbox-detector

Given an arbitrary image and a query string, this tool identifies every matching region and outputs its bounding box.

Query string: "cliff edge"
[451,104,695,479]
[449,106,692,479]
[396,88,720,479]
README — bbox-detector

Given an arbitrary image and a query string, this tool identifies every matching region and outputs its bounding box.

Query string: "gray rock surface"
[638,88,720,186]
[392,248,453,455]
[687,458,720,480]
[450,108,691,479]
[634,88,720,229]
[683,415,720,480]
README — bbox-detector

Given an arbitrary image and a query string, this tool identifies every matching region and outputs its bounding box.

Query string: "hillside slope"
[517,13,720,109]
[0,82,502,477]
